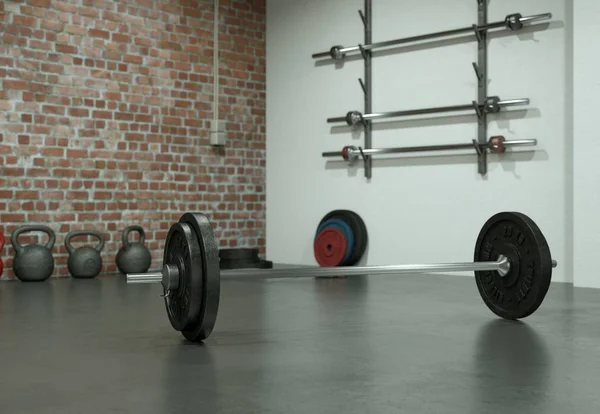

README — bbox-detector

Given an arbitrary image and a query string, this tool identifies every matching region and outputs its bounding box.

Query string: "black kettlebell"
[116,225,152,274]
[11,225,56,282]
[65,230,105,279]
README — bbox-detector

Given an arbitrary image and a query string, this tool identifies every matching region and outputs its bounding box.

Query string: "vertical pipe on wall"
[476,0,488,175]
[213,0,220,128]
[364,0,373,179]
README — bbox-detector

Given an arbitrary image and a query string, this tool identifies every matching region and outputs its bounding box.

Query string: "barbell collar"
[128,272,162,283]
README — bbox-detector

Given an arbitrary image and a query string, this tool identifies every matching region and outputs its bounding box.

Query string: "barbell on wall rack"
[328,97,530,127]
[126,212,557,343]
[312,12,552,60]
[322,136,537,164]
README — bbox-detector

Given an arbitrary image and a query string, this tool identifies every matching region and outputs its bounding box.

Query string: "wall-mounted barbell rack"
[312,1,552,178]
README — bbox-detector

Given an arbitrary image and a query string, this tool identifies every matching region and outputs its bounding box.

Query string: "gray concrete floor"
[0,272,599,413]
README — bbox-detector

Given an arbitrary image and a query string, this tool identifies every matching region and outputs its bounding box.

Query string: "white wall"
[573,0,600,288]
[266,0,572,284]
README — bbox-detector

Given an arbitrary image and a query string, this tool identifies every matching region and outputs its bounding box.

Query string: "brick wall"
[0,0,266,280]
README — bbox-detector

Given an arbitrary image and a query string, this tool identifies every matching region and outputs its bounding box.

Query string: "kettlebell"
[0,228,5,277]
[65,230,105,279]
[11,225,56,282]
[116,225,152,274]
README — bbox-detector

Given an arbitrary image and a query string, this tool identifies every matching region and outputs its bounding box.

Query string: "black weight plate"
[317,210,368,266]
[163,222,203,332]
[219,248,260,262]
[220,259,273,270]
[474,212,553,320]
[339,210,368,266]
[178,213,221,342]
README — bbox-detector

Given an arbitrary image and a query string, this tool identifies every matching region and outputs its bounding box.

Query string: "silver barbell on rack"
[322,136,537,164]
[126,212,557,343]
[330,97,530,128]
[313,12,552,61]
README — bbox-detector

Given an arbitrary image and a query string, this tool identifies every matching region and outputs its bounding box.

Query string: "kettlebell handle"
[122,225,146,248]
[11,225,56,253]
[65,230,106,254]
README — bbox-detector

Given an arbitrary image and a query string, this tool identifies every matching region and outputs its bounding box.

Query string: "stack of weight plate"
[219,248,273,270]
[313,210,368,267]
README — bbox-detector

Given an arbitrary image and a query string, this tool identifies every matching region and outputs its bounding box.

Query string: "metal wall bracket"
[472,62,483,83]
[358,78,367,95]
[472,100,483,119]
[358,9,367,27]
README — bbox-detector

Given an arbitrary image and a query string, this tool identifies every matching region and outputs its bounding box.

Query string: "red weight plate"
[314,227,348,267]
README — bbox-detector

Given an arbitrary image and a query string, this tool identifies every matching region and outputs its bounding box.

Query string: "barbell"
[127,212,557,342]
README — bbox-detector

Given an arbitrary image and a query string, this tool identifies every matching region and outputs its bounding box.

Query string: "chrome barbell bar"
[127,256,559,287]
[328,97,530,127]
[322,137,537,162]
[312,12,552,60]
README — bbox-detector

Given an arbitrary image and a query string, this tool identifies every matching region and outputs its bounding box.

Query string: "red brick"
[123,54,143,64]
[80,7,99,18]
[41,147,64,157]
[4,80,29,90]
[67,149,88,158]
[94,192,112,200]
[93,110,112,119]
[18,135,31,145]
[54,1,77,13]
[41,191,63,199]
[3,168,24,176]
[104,51,122,61]
[27,0,51,7]
[56,44,78,54]
[69,108,89,117]
[16,191,39,199]
[89,29,110,39]
[115,112,134,121]
[53,169,75,177]
[41,63,64,73]
[42,20,64,32]
[42,105,65,115]
[65,24,88,35]
[81,170,99,178]
[14,15,37,26]
[67,191,88,200]
[2,214,26,222]
[104,92,122,100]
[112,33,131,43]
[54,213,76,221]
